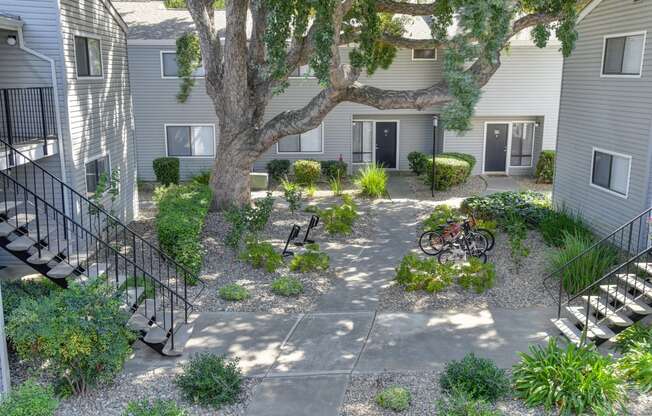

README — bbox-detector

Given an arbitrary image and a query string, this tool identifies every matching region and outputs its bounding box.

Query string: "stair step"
[85,262,108,279]
[565,306,615,339]
[107,273,128,288]
[615,274,652,299]
[634,262,652,276]
[143,326,169,344]
[0,221,16,237]
[122,287,145,307]
[127,312,152,332]
[600,285,652,315]
[46,261,75,279]
[5,212,36,227]
[26,248,59,265]
[551,318,584,346]
[0,200,22,214]
[6,235,36,252]
[583,296,633,326]
[162,323,194,356]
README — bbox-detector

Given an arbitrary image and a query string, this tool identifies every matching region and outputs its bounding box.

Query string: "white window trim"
[411,48,438,61]
[160,50,205,80]
[600,31,646,78]
[350,119,401,170]
[481,120,538,174]
[276,123,324,154]
[164,123,217,158]
[73,32,104,80]
[589,147,632,199]
[84,153,111,195]
[508,122,537,169]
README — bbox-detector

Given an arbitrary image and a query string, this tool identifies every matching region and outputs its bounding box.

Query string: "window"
[289,64,315,78]
[352,121,373,163]
[510,122,535,167]
[591,149,631,196]
[165,125,215,157]
[602,33,645,76]
[412,49,437,60]
[161,52,206,78]
[85,155,110,194]
[75,35,102,77]
[277,125,322,153]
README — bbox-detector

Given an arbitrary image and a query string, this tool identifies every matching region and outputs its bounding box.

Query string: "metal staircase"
[0,138,204,356]
[544,207,652,345]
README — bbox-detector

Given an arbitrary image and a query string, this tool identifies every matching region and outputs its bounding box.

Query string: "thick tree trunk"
[210,132,258,210]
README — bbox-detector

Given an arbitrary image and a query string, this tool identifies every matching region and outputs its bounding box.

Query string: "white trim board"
[164,123,217,158]
[600,31,647,78]
[481,120,538,175]
[589,146,632,199]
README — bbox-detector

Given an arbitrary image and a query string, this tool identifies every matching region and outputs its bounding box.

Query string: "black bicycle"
[419,215,494,257]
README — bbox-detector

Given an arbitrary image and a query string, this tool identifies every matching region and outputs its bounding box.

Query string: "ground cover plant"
[266,159,291,180]
[155,182,212,280]
[458,258,496,294]
[617,341,652,393]
[538,209,592,247]
[7,281,136,395]
[239,239,284,272]
[319,194,358,235]
[289,243,329,272]
[375,386,411,412]
[355,163,387,198]
[440,353,510,403]
[191,171,211,185]
[153,157,180,185]
[124,399,187,416]
[422,204,463,231]
[535,150,555,183]
[395,253,455,293]
[175,353,242,409]
[0,380,59,416]
[512,339,626,415]
[293,160,321,185]
[321,159,347,179]
[280,179,303,213]
[435,391,502,416]
[461,191,550,227]
[224,192,275,248]
[615,323,652,354]
[271,276,304,296]
[219,283,250,301]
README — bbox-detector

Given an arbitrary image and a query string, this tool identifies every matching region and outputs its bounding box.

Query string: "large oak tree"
[181,0,582,209]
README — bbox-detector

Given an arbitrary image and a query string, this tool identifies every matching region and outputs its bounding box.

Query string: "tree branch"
[376,0,437,16]
[186,0,222,93]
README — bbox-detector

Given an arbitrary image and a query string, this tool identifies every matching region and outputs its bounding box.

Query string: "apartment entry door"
[484,123,509,172]
[375,122,397,169]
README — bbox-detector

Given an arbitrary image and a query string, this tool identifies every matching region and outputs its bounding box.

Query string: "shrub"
[375,386,411,412]
[164,0,224,9]
[407,151,429,175]
[239,239,283,272]
[153,157,180,185]
[535,150,555,184]
[538,209,592,247]
[458,258,496,294]
[355,163,388,198]
[435,391,502,416]
[501,212,529,267]
[191,170,211,185]
[155,183,212,281]
[440,353,510,403]
[218,283,250,301]
[266,159,291,181]
[461,191,551,227]
[512,339,626,415]
[422,204,463,231]
[293,160,321,185]
[548,232,619,295]
[443,152,477,177]
[7,281,137,395]
[395,253,455,293]
[319,195,358,235]
[290,243,329,272]
[1,278,60,323]
[615,323,652,354]
[329,174,343,196]
[175,353,242,409]
[271,276,304,297]
[0,380,59,416]
[124,399,186,416]
[224,193,275,248]
[305,183,317,198]
[617,341,652,392]
[424,155,472,190]
[321,160,347,179]
[280,179,303,213]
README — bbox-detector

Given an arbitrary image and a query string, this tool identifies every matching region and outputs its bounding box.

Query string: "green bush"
[424,155,472,190]
[239,239,283,272]
[164,0,224,9]
[435,391,502,416]
[375,386,411,412]
[548,232,619,295]
[293,160,321,185]
[458,258,496,294]
[512,339,626,415]
[407,151,429,175]
[1,278,60,323]
[191,171,211,185]
[0,380,59,416]
[355,163,388,198]
[304,183,317,198]
[321,160,347,179]
[7,281,137,395]
[219,283,250,301]
[535,150,555,184]
[280,179,303,213]
[224,193,275,248]
[155,183,212,281]
[329,174,343,196]
[266,159,291,181]
[440,353,510,403]
[175,353,242,409]
[538,209,592,247]
[319,194,358,235]
[271,276,304,297]
[395,253,455,293]
[290,243,330,272]
[617,341,652,392]
[124,399,186,416]
[615,323,652,354]
[153,157,180,185]
[443,152,477,177]
[501,212,529,267]
[422,204,463,231]
[461,191,550,227]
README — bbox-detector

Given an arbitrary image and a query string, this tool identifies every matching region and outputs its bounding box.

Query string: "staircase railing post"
[3,90,14,166]
[38,88,48,156]
[557,271,563,319]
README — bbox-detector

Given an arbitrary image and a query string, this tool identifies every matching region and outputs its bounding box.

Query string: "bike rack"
[295,215,319,246]
[282,225,301,257]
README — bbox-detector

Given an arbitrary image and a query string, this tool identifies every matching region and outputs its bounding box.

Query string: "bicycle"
[436,218,489,264]
[418,214,494,256]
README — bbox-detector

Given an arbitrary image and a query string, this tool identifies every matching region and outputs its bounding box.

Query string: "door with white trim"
[485,123,509,172]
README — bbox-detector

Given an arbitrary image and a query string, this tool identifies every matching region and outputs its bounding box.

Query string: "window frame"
[508,122,536,168]
[590,147,632,199]
[164,124,216,158]
[276,123,324,154]
[600,31,646,78]
[84,153,111,195]
[73,33,104,79]
[411,48,438,61]
[160,50,206,79]
[351,120,375,164]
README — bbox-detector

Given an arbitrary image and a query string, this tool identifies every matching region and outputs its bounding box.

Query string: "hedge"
[321,160,347,179]
[424,155,473,190]
[155,183,212,283]
[153,157,180,185]
[266,159,291,180]
[407,151,429,175]
[293,160,321,185]
[535,150,555,183]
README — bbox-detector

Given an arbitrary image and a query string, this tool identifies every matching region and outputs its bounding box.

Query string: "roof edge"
[577,0,603,23]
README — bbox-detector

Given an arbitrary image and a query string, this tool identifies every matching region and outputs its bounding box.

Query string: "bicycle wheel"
[438,249,459,265]
[476,228,495,251]
[471,251,488,264]
[419,230,446,256]
[466,232,489,256]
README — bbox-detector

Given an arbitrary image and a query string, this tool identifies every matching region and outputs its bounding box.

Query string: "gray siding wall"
[0,29,51,89]
[59,0,139,222]
[553,0,652,236]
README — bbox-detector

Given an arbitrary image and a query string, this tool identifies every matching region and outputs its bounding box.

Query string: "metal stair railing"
[543,206,652,319]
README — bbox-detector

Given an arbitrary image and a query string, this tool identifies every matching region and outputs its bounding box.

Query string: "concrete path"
[481,174,521,195]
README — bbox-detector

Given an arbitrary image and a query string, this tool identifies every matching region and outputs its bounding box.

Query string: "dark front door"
[375,122,397,168]
[484,123,508,172]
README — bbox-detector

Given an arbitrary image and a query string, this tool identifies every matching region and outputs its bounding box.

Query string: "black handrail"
[0,87,57,146]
